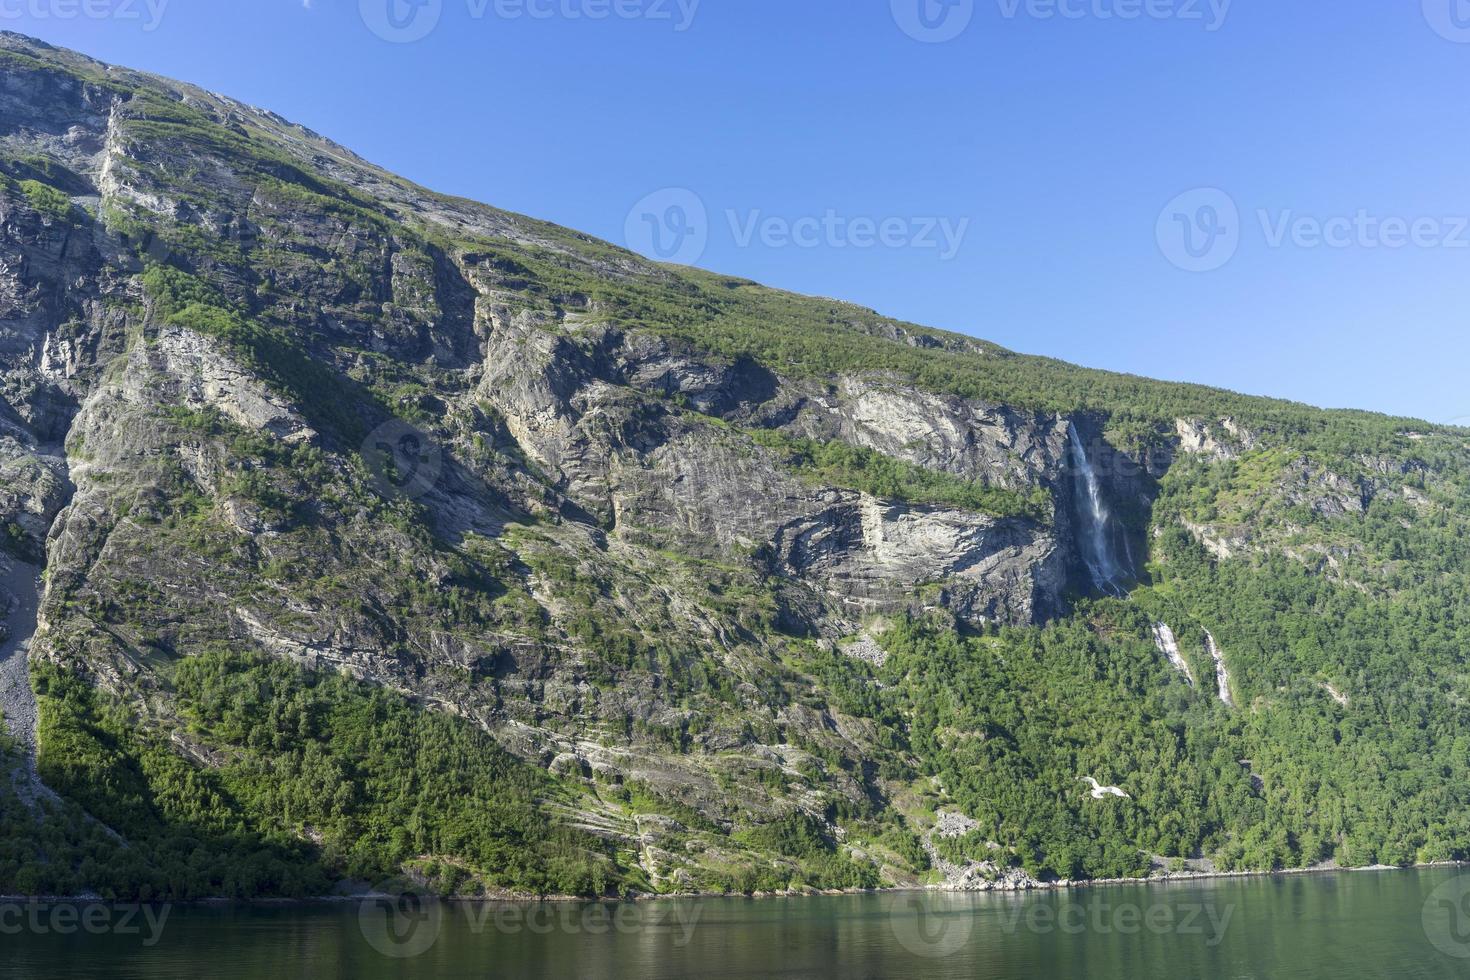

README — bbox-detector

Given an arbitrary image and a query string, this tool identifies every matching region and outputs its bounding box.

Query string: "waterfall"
[1151,623,1196,687]
[1068,424,1126,595]
[1205,631,1234,707]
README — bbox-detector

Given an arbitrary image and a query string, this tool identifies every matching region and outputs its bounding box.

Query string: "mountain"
[2,33,1469,900]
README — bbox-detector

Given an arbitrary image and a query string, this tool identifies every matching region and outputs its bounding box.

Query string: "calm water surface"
[5,867,1470,978]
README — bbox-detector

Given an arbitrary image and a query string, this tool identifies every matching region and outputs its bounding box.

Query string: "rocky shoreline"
[4,861,1463,907]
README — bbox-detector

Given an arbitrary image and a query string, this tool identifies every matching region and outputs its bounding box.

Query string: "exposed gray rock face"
[772,496,1066,626]
[150,324,316,444]
[1174,417,1254,461]
[472,315,1079,631]
[796,378,1070,488]
[0,556,53,806]
[1180,517,1249,562]
[0,34,1164,849]
[840,634,887,666]
[933,810,980,838]
[1280,457,1374,518]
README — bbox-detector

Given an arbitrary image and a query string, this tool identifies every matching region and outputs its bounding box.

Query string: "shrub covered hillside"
[1,33,1469,899]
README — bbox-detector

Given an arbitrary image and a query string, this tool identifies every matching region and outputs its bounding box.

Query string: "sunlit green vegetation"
[14,653,626,900]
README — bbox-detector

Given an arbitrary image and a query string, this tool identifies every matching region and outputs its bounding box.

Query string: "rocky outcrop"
[933,810,980,838]
[1174,417,1255,461]
[0,556,52,807]
[793,378,1070,489]
[839,634,887,667]
[472,314,1080,631]
[149,324,316,443]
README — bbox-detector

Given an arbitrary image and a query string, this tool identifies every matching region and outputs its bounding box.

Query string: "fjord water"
[6,868,1470,979]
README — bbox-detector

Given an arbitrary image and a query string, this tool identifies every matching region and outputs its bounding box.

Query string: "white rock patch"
[842,634,888,667]
[933,810,980,839]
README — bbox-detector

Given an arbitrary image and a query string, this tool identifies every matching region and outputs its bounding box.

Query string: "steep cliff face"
[0,35,1129,890]
[472,315,1081,630]
[0,34,1145,637]
[3,35,1469,899]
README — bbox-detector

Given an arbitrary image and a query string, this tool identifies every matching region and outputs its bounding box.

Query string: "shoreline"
[4,860,1465,907]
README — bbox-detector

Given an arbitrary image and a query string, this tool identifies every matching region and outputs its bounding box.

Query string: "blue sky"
[12,1,1470,422]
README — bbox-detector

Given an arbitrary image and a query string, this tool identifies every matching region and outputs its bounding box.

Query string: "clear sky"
[11,1,1470,422]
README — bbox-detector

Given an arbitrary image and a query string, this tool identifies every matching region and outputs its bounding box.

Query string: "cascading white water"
[1205,631,1235,707]
[1151,623,1196,686]
[1068,424,1126,595]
